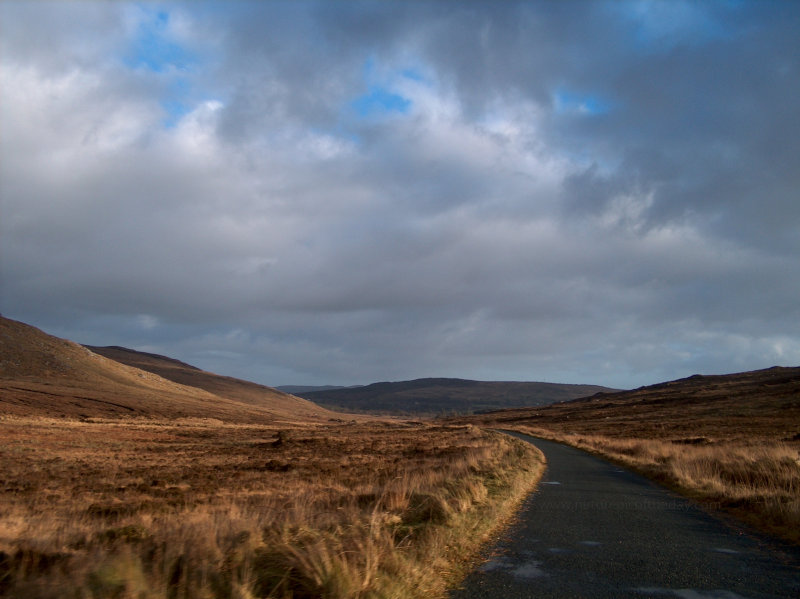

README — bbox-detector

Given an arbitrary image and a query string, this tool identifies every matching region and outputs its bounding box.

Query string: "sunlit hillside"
[0,316,332,423]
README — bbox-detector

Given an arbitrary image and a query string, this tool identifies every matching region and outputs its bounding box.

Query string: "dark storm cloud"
[1,1,798,389]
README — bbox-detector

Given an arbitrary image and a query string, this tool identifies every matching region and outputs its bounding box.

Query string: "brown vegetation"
[454,366,800,545]
[466,366,800,441]
[0,316,546,596]
[0,416,544,598]
[0,316,333,423]
[86,345,327,419]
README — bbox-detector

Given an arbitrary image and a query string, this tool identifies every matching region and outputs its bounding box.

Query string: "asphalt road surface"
[450,433,800,599]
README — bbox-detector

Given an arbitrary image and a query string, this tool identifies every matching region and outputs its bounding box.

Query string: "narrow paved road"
[451,433,800,599]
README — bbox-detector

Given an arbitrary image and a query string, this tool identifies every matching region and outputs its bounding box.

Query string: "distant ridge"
[0,316,334,423]
[456,365,800,440]
[93,345,202,371]
[297,377,617,415]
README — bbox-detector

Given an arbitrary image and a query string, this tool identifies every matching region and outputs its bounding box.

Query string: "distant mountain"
[297,377,618,415]
[457,366,800,440]
[0,316,333,423]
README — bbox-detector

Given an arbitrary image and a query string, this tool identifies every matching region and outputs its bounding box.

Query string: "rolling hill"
[0,316,333,423]
[297,377,617,415]
[86,344,329,420]
[456,366,800,441]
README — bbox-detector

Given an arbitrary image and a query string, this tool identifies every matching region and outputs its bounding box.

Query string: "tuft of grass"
[0,417,544,598]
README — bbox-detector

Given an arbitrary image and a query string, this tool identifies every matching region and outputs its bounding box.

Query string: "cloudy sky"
[1,1,798,389]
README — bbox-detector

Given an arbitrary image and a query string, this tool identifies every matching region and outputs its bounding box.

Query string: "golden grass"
[511,426,800,545]
[0,416,544,598]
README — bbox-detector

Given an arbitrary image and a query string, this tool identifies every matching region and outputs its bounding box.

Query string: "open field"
[0,416,544,598]
[452,367,800,545]
[0,316,544,597]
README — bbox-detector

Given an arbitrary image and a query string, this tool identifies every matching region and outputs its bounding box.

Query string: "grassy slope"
[0,316,332,424]
[86,345,332,422]
[453,366,800,544]
[471,367,800,441]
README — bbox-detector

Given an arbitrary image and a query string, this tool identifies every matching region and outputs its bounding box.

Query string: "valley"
[0,316,544,598]
[1,315,799,598]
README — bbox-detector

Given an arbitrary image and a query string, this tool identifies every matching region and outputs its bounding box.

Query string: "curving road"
[451,433,800,599]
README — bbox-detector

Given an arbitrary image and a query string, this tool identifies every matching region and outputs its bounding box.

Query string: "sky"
[1,1,799,390]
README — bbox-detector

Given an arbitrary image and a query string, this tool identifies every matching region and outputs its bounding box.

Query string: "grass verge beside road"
[509,426,800,545]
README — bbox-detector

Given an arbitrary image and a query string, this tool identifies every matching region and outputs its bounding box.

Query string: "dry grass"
[511,426,800,545]
[0,416,544,598]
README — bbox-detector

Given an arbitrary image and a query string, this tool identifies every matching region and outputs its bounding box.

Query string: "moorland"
[2,314,799,598]
[0,317,544,598]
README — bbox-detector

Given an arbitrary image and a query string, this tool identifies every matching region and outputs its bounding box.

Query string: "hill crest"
[458,365,800,440]
[0,316,333,423]
[86,344,328,419]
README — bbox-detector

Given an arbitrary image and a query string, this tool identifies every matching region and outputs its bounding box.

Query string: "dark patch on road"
[451,433,800,599]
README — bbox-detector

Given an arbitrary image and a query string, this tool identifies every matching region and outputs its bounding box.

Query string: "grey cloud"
[549,5,800,254]
[2,1,799,390]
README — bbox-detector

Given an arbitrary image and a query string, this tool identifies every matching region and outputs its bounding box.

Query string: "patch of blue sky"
[351,87,411,117]
[400,67,427,83]
[123,8,197,73]
[120,7,209,128]
[553,90,611,116]
[160,78,193,128]
[349,56,416,118]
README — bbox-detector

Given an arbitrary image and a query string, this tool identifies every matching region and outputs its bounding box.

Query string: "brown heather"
[0,416,544,598]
